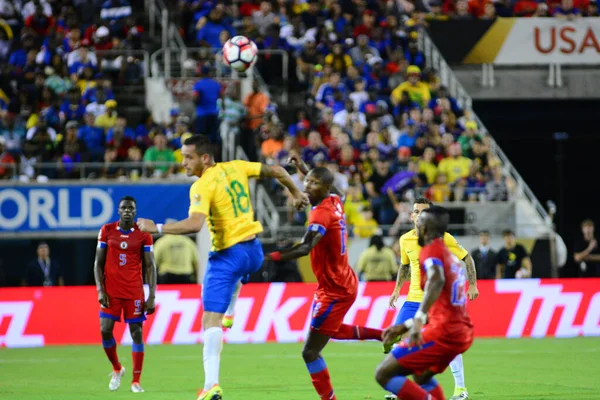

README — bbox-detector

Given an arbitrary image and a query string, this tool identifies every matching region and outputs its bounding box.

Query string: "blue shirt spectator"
[106,125,136,142]
[78,113,105,156]
[397,120,419,148]
[82,87,115,104]
[193,77,221,117]
[196,10,235,48]
[9,49,27,69]
[60,100,86,122]
[315,74,347,108]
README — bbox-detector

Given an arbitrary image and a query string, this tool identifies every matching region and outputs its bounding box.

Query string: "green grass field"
[1,338,599,400]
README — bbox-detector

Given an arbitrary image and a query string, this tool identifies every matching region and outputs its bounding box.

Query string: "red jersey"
[98,222,153,299]
[419,238,473,341]
[308,195,358,299]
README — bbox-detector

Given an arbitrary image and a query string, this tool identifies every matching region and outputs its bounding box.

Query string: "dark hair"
[479,230,491,236]
[310,166,334,185]
[184,134,215,157]
[421,205,449,236]
[502,229,514,237]
[582,219,595,228]
[414,197,433,207]
[370,235,385,251]
[38,241,49,248]
[119,195,136,205]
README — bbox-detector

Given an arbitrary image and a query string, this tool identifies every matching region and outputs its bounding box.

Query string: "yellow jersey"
[438,157,472,183]
[188,160,263,252]
[391,81,431,108]
[399,229,468,302]
[154,234,198,275]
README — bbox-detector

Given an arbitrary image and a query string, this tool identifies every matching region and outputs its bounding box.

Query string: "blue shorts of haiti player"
[202,238,263,313]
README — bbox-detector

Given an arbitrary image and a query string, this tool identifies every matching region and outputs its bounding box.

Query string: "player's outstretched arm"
[264,229,323,262]
[462,253,479,300]
[94,246,109,307]
[138,213,206,235]
[144,251,157,314]
[408,260,445,347]
[260,164,309,209]
[286,155,346,201]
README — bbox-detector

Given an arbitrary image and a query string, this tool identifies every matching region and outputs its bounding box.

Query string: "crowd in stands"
[181,0,521,233]
[0,0,170,181]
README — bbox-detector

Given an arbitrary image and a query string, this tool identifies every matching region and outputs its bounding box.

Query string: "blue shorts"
[202,238,263,313]
[394,301,420,325]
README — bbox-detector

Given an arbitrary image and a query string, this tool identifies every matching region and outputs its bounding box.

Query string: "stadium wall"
[1,279,599,347]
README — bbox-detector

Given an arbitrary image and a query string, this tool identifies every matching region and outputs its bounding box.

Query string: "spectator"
[554,0,581,18]
[143,132,175,176]
[217,84,246,129]
[333,99,367,130]
[59,88,85,123]
[24,242,63,286]
[419,147,438,184]
[574,219,600,277]
[106,125,134,161]
[68,44,98,78]
[196,7,235,48]
[366,158,395,224]
[404,41,425,71]
[353,206,380,238]
[261,128,284,160]
[427,173,451,202]
[57,121,89,179]
[102,145,122,178]
[327,160,349,194]
[302,131,329,167]
[486,163,509,201]
[193,65,221,142]
[154,233,198,284]
[438,143,472,185]
[496,230,532,279]
[24,4,55,36]
[349,78,368,111]
[315,72,347,110]
[457,121,481,158]
[325,43,353,75]
[26,119,57,141]
[397,119,419,148]
[453,0,474,18]
[22,0,53,19]
[471,230,497,279]
[94,99,118,131]
[85,89,107,118]
[349,34,380,65]
[243,80,270,131]
[390,65,431,109]
[533,2,551,16]
[106,115,134,142]
[78,112,105,161]
[357,235,397,281]
[353,10,377,38]
[252,1,279,36]
[0,136,15,179]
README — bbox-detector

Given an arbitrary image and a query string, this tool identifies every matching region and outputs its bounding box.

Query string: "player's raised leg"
[100,316,125,391]
[303,330,336,400]
[449,354,468,400]
[129,322,145,393]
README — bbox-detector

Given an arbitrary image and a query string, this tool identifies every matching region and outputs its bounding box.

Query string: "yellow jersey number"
[225,180,250,217]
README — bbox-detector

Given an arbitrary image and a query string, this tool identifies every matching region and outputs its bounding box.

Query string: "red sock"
[306,358,336,400]
[132,343,145,383]
[331,324,383,341]
[102,338,122,371]
[428,383,445,400]
[397,379,429,399]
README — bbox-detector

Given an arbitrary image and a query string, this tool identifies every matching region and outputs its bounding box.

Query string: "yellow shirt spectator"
[419,161,438,184]
[154,234,198,277]
[357,243,397,281]
[324,53,353,74]
[438,156,472,183]
[95,113,117,130]
[391,81,431,109]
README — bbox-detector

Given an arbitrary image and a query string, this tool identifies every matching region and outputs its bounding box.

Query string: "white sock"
[225,281,242,317]
[450,354,466,389]
[203,327,223,390]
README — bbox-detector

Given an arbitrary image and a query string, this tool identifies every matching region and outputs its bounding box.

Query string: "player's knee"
[301,347,319,363]
[129,324,143,343]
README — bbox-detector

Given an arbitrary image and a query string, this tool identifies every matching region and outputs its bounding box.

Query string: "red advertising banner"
[1,280,599,347]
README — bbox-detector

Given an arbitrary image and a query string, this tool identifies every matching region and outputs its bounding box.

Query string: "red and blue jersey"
[98,222,153,299]
[308,195,357,299]
[419,238,473,341]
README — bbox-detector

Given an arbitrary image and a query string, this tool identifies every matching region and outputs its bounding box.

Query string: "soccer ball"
[222,36,258,72]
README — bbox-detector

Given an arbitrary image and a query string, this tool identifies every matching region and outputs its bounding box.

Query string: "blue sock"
[383,376,407,393]
[305,357,327,374]
[420,377,439,392]
[102,338,116,348]
[132,343,144,353]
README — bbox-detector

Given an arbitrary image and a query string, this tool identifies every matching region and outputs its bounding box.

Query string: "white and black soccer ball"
[222,35,258,72]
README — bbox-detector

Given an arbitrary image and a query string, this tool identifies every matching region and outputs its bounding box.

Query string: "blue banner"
[0,183,191,233]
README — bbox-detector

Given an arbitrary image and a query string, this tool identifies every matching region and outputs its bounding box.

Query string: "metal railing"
[95,49,150,79]
[0,161,193,182]
[481,64,565,88]
[146,0,186,54]
[418,30,551,224]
